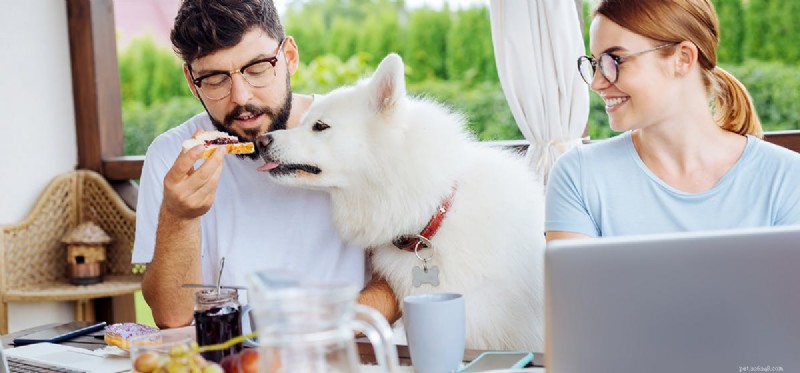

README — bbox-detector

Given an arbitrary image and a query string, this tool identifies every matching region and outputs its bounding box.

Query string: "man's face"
[184,29,298,150]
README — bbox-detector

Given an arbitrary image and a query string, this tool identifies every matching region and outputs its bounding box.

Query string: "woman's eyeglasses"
[577,42,678,85]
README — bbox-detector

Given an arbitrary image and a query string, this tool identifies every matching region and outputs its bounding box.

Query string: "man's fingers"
[184,153,226,209]
[168,145,204,180]
[180,145,227,192]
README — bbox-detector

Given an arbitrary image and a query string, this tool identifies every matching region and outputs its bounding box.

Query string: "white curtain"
[489,0,589,182]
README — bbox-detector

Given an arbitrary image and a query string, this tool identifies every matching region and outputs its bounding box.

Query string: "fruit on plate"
[132,343,223,373]
[220,348,259,373]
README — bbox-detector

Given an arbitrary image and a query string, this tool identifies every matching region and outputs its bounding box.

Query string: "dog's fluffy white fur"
[257,53,545,351]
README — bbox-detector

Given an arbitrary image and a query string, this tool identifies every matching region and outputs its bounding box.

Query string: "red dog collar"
[393,186,457,252]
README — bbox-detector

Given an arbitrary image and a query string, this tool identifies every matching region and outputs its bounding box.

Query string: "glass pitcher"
[247,271,400,373]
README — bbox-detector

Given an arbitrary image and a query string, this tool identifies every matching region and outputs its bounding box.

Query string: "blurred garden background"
[119,0,800,157]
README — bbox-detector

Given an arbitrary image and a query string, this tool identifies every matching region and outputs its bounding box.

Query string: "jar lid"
[195,288,239,304]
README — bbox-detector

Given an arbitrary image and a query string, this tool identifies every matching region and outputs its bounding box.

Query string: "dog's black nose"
[255,134,273,152]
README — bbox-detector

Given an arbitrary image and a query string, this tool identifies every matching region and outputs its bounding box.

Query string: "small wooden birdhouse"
[62,221,111,285]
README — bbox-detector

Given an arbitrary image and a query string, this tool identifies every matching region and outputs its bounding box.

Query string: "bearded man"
[132,0,397,329]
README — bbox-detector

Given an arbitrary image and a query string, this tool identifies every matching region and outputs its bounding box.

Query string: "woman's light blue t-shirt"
[545,131,800,237]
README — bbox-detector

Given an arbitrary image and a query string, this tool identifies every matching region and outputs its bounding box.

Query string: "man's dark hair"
[171,0,285,63]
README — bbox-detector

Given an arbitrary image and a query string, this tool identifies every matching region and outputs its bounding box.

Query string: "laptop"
[545,225,800,373]
[0,343,130,373]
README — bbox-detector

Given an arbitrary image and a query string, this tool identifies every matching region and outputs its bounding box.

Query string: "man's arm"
[358,276,400,324]
[141,144,227,328]
[545,231,591,242]
[141,209,202,328]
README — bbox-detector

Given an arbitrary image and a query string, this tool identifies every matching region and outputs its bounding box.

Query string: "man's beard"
[200,73,293,160]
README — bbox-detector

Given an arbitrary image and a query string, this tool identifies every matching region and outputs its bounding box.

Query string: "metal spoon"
[215,257,225,295]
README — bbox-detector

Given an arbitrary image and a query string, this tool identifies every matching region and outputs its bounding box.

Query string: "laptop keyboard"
[6,356,85,373]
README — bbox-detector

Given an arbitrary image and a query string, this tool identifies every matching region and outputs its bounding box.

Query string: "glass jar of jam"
[194,288,243,363]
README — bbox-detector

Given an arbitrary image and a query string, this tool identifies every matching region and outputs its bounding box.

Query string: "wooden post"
[66,0,124,174]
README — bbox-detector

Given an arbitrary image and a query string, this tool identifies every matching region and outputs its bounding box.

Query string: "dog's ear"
[368,53,406,114]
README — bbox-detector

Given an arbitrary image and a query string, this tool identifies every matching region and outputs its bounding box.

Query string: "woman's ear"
[674,41,698,76]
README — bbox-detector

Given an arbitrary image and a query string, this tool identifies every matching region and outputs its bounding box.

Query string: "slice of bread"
[182,131,255,158]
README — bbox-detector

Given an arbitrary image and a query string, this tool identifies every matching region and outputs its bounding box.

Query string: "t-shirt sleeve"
[545,148,599,237]
[131,141,175,264]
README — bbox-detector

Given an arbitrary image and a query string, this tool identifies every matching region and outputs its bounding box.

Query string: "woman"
[545,0,800,240]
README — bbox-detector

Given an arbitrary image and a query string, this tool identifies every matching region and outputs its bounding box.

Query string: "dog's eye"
[312,120,330,132]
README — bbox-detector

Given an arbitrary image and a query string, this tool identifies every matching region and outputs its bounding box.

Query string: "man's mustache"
[224,104,274,126]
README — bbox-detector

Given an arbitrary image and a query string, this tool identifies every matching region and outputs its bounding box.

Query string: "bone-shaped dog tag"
[412,265,440,287]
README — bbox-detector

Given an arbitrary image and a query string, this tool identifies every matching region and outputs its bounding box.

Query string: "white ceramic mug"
[403,293,465,373]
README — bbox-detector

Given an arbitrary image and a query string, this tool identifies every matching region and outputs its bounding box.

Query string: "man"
[132,0,398,328]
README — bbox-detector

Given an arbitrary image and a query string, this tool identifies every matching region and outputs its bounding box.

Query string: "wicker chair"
[0,170,142,334]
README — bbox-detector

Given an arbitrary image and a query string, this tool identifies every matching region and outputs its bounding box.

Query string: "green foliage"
[587,92,613,139]
[743,0,770,61]
[285,0,405,63]
[356,10,404,66]
[292,53,374,93]
[118,36,191,106]
[582,1,593,53]
[287,11,328,60]
[123,97,203,155]
[446,7,497,83]
[725,61,800,131]
[327,18,360,60]
[409,80,522,141]
[768,1,800,64]
[405,8,451,81]
[284,0,496,83]
[713,0,744,64]
[119,36,200,155]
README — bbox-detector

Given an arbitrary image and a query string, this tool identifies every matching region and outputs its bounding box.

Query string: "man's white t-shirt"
[132,113,366,303]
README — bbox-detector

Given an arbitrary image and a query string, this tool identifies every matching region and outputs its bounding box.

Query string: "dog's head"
[256,53,407,190]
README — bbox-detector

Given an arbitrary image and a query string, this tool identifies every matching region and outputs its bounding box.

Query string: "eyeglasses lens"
[199,61,278,100]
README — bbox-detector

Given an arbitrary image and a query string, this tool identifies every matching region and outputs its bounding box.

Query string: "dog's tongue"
[257,162,280,172]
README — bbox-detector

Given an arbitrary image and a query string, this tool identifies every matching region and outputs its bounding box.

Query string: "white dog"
[256,53,545,352]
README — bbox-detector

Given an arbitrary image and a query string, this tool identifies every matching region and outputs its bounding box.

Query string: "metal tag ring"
[412,234,435,262]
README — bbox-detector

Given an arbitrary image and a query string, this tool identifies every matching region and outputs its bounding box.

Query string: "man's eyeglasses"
[577,42,678,85]
[188,39,286,100]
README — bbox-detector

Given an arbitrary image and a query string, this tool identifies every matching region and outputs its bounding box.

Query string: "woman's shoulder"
[550,132,634,184]
[560,132,632,163]
[747,135,800,165]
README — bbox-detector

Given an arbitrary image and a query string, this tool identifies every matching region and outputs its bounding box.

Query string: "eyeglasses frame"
[577,42,679,85]
[187,38,286,100]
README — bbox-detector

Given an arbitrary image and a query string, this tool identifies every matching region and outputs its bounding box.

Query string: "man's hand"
[142,139,228,328]
[162,142,228,219]
[358,276,401,324]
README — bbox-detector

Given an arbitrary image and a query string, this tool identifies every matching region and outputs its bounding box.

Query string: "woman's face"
[588,16,679,133]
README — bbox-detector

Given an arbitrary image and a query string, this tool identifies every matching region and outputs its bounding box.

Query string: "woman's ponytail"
[711,67,763,138]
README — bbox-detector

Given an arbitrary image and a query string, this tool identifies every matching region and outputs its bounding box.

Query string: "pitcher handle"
[352,304,400,373]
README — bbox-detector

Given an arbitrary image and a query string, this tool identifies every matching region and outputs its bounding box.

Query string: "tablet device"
[459,351,534,372]
[12,321,107,346]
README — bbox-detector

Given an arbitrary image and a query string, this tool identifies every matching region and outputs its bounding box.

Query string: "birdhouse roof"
[62,221,112,244]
